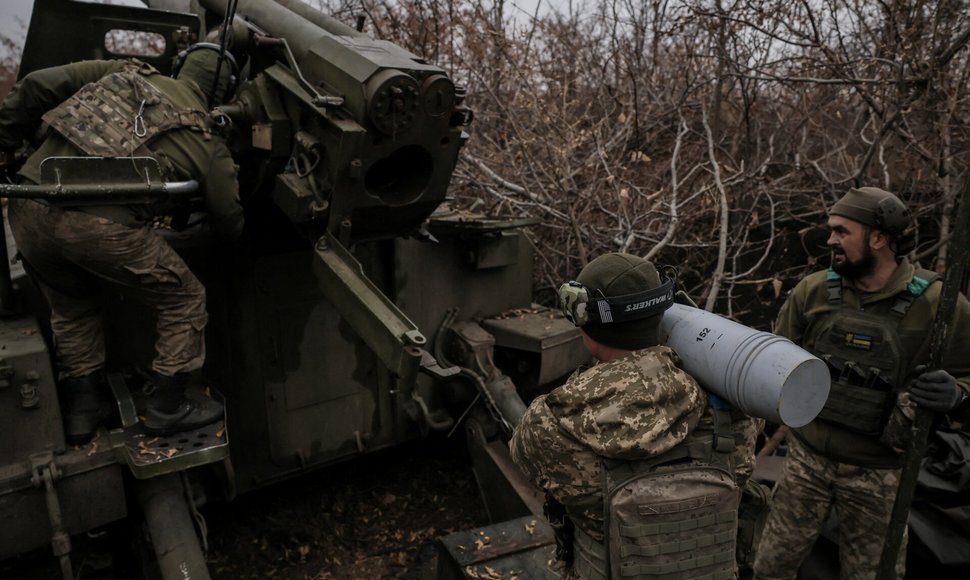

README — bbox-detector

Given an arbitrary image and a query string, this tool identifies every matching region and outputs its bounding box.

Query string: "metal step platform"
[437,515,559,579]
[106,373,229,479]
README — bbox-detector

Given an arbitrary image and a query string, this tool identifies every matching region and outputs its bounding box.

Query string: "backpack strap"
[890,268,940,318]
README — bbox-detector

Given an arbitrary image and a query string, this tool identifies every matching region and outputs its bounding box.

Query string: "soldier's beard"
[832,244,876,279]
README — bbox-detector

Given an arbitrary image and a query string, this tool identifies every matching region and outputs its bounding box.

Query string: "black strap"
[891,268,940,318]
[828,266,941,317]
[826,268,843,304]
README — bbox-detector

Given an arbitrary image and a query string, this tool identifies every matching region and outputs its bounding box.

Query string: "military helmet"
[558,253,675,351]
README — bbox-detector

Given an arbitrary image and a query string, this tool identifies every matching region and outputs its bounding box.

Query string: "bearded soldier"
[510,253,740,580]
[0,45,244,443]
[753,187,970,579]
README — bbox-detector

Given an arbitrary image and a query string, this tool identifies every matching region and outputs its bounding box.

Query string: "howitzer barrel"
[271,0,366,39]
[198,0,470,238]
[199,0,322,57]
[661,304,830,427]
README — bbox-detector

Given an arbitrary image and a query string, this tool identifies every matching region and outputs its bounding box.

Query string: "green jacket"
[774,258,970,467]
[0,59,243,238]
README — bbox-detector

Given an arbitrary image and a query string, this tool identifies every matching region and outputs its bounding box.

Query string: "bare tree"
[11,1,968,323]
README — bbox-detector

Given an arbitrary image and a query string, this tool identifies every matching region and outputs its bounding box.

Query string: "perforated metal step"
[105,372,229,479]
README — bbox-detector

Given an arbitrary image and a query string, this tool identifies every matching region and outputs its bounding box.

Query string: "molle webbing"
[814,267,940,435]
[574,521,736,580]
[814,382,891,435]
[41,61,209,173]
[617,510,737,541]
[619,553,735,578]
[573,411,738,579]
[609,486,736,579]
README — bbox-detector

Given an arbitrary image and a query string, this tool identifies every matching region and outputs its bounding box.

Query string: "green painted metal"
[0,0,590,573]
[312,231,426,393]
[0,157,199,203]
[18,0,200,79]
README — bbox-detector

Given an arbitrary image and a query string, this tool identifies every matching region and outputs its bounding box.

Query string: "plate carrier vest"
[806,267,939,436]
[41,60,212,185]
[572,407,739,580]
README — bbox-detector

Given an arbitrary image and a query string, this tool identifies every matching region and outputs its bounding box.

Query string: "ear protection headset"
[874,195,911,237]
[558,267,677,326]
[171,42,240,104]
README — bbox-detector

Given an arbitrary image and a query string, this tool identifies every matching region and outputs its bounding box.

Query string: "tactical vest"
[806,267,939,436]
[41,60,211,181]
[572,409,739,580]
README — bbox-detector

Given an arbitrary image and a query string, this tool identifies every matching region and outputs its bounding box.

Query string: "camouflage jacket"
[509,345,706,542]
[775,257,970,467]
[0,59,243,238]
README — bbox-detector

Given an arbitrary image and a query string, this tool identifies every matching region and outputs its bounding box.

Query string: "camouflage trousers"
[752,436,906,580]
[8,199,207,378]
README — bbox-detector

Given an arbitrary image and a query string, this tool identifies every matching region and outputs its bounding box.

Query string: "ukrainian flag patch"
[844,332,873,350]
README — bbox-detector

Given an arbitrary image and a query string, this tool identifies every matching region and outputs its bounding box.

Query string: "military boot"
[143,372,224,436]
[61,373,113,445]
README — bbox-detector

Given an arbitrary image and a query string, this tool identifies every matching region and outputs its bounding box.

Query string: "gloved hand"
[909,368,965,413]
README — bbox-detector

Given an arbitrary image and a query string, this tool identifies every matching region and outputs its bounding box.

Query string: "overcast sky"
[1,0,33,52]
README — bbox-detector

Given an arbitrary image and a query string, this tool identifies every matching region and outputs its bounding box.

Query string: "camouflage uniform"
[732,412,765,489]
[510,345,708,578]
[0,59,242,379]
[753,258,970,580]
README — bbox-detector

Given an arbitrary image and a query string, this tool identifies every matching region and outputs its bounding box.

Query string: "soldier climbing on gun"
[0,42,244,443]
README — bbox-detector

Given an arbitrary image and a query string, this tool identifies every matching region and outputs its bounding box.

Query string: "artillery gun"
[0,0,589,577]
[8,2,961,579]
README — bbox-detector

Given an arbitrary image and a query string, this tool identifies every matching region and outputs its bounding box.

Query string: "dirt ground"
[0,436,489,580]
[204,437,489,579]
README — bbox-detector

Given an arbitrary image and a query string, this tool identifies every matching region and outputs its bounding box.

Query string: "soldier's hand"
[910,368,964,413]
